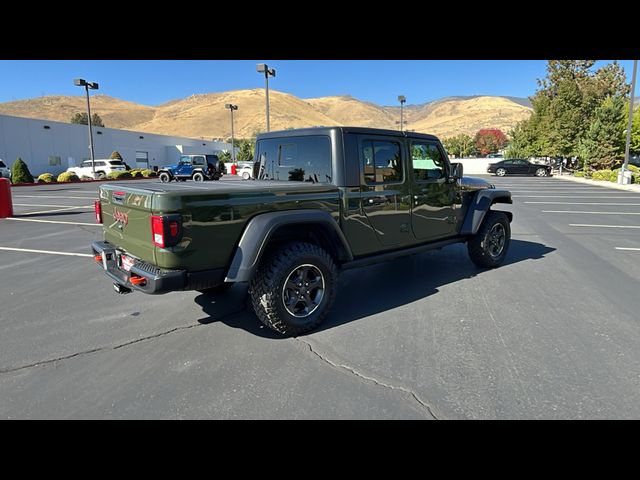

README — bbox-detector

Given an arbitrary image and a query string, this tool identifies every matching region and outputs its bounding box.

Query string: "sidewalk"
[551,172,640,193]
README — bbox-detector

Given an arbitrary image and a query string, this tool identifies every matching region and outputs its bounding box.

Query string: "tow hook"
[113,283,133,295]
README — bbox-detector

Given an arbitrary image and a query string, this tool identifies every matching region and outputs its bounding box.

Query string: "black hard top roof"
[257,126,440,142]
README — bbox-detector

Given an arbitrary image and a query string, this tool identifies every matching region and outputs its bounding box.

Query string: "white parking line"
[525,202,640,205]
[0,246,93,257]
[543,211,640,215]
[615,247,640,251]
[14,203,94,208]
[569,224,640,229]
[4,218,100,226]
[12,195,97,200]
[16,206,93,216]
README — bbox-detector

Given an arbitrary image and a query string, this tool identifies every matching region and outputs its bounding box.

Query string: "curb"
[551,174,640,193]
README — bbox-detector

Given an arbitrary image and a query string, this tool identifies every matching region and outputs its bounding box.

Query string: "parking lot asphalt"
[1,175,639,419]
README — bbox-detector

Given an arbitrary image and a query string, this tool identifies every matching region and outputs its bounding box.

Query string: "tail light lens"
[94,200,102,224]
[151,214,182,248]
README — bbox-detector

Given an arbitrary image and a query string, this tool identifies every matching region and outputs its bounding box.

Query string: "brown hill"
[0,90,531,140]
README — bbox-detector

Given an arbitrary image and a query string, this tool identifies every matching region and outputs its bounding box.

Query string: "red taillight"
[94,200,102,224]
[151,214,182,248]
[151,215,165,247]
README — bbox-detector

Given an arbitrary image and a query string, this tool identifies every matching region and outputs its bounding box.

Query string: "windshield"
[253,136,332,183]
[0,160,6,168]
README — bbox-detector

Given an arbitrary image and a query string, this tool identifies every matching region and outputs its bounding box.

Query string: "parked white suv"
[0,159,11,180]
[67,159,127,179]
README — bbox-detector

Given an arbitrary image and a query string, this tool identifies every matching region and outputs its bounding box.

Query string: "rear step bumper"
[91,241,225,294]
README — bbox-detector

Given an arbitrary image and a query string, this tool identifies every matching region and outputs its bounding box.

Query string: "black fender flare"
[158,169,174,180]
[460,189,513,236]
[224,210,353,283]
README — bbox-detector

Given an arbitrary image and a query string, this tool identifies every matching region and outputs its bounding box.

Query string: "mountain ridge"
[0,90,532,140]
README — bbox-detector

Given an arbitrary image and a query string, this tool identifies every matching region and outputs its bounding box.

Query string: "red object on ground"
[230,164,237,175]
[0,178,13,218]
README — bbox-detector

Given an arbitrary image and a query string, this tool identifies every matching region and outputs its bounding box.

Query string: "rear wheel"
[468,211,511,268]
[159,172,171,183]
[250,242,337,336]
[496,168,507,177]
[242,172,251,180]
[192,172,205,182]
[535,168,547,177]
[96,171,106,179]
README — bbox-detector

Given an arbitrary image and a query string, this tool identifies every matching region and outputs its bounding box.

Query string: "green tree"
[70,112,105,127]
[508,60,629,159]
[218,150,232,162]
[110,151,123,160]
[578,96,626,170]
[236,138,255,162]
[10,157,34,184]
[443,133,476,157]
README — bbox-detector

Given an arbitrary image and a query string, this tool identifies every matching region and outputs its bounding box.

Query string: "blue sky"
[0,60,634,106]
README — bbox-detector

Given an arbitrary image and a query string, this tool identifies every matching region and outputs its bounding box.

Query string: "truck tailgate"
[99,184,156,263]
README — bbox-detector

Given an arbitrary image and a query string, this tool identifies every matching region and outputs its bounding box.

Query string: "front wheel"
[496,168,507,177]
[250,242,338,336]
[535,168,547,177]
[242,172,251,180]
[159,172,171,183]
[467,211,511,268]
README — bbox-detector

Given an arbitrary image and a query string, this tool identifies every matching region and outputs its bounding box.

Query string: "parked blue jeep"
[158,154,224,182]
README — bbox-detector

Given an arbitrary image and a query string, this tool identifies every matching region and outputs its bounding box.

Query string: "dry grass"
[0,91,531,139]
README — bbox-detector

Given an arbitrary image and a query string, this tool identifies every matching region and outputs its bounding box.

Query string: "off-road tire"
[159,172,171,183]
[249,242,338,336]
[192,171,205,182]
[467,211,511,268]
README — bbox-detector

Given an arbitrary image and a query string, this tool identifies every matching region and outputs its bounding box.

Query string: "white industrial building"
[0,114,233,176]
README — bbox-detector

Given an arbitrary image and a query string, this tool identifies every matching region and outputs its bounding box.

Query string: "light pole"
[620,59,638,184]
[398,95,406,132]
[73,78,99,179]
[225,103,238,164]
[256,63,276,132]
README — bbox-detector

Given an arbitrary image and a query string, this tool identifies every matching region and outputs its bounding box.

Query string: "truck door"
[409,140,458,241]
[358,136,413,247]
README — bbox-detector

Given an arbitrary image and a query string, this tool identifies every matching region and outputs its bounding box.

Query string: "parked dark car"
[487,159,552,177]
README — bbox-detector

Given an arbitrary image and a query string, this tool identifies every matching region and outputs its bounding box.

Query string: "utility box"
[617,169,632,185]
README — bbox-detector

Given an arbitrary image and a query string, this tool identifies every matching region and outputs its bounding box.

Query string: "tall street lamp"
[256,63,276,132]
[225,103,238,164]
[73,78,99,179]
[620,59,638,184]
[398,95,406,132]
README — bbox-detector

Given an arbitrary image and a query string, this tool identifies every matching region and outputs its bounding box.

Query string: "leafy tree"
[218,150,232,162]
[511,60,629,159]
[70,112,105,127]
[474,129,507,156]
[110,151,123,160]
[578,96,626,170]
[10,157,34,184]
[623,105,640,155]
[443,133,476,157]
[236,138,255,162]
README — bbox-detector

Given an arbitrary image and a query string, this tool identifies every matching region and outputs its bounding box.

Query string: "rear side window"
[192,156,206,166]
[109,160,124,166]
[254,135,332,183]
[362,140,403,184]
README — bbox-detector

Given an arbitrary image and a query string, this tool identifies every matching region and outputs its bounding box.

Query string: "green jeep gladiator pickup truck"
[92,127,512,335]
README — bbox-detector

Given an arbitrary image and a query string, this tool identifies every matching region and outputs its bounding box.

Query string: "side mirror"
[450,162,463,181]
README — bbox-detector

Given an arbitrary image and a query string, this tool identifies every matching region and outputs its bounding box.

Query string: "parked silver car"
[0,159,11,180]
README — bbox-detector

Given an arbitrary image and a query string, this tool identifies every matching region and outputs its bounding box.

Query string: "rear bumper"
[91,241,225,294]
